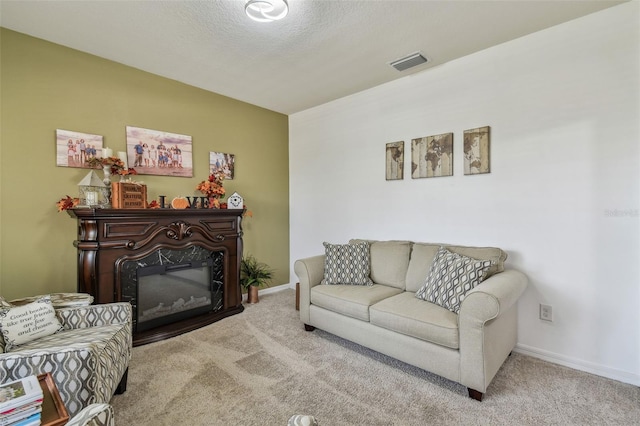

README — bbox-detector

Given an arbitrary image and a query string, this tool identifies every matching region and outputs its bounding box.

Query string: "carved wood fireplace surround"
[68,208,244,346]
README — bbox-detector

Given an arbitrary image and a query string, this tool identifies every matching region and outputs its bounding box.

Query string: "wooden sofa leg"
[468,388,483,401]
[115,368,129,395]
[304,324,316,332]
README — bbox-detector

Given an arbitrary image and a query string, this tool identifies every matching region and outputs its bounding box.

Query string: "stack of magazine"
[0,376,44,426]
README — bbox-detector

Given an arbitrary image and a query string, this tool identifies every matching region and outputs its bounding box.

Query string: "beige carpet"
[111,289,639,425]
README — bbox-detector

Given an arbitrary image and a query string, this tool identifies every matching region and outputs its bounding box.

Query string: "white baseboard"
[259,283,292,295]
[242,282,291,301]
[514,343,640,387]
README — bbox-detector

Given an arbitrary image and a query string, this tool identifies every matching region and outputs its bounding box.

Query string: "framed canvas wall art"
[463,126,490,175]
[411,132,453,178]
[385,141,404,180]
[125,126,193,177]
[55,129,104,169]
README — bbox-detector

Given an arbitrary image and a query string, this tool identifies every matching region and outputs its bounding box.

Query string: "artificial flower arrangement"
[195,172,253,216]
[86,156,138,176]
[196,172,226,208]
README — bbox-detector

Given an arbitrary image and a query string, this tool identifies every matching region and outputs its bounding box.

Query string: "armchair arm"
[458,269,528,393]
[294,255,325,324]
[56,302,132,330]
[67,403,114,426]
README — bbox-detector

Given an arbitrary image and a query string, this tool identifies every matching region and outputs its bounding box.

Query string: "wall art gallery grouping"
[385,126,490,181]
[55,126,236,180]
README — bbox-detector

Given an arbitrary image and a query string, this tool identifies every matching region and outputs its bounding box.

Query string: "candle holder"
[78,170,109,208]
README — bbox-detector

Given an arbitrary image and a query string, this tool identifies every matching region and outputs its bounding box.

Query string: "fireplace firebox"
[68,208,245,346]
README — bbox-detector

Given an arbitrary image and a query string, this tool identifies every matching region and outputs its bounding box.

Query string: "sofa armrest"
[56,302,132,330]
[460,269,528,322]
[294,255,325,324]
[458,269,528,393]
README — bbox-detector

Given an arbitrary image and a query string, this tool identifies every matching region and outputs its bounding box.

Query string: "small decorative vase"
[102,165,112,207]
[247,286,259,304]
[102,165,112,186]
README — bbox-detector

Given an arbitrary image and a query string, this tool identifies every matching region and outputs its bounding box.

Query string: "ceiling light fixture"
[245,0,289,23]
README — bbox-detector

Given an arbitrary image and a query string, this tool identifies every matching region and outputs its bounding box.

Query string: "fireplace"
[121,247,224,333]
[68,208,244,346]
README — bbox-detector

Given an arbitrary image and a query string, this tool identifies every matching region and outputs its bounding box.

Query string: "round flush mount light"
[245,0,289,22]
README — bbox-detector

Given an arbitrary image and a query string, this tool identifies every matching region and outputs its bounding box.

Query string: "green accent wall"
[0,28,289,300]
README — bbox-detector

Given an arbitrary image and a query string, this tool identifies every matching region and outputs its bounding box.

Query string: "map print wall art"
[463,126,490,175]
[385,141,404,180]
[411,132,453,178]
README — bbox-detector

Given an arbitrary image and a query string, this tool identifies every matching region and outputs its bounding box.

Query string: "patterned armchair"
[67,403,115,426]
[0,302,132,417]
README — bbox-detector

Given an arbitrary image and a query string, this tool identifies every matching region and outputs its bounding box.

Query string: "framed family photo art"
[55,129,104,169]
[125,126,193,177]
[209,151,235,180]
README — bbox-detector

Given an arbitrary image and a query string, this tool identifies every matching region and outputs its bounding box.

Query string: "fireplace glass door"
[120,247,225,333]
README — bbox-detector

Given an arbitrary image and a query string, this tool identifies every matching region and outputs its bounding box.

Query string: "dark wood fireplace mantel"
[68,208,245,346]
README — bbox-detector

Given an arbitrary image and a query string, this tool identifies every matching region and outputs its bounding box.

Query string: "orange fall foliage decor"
[56,196,79,212]
[196,173,225,208]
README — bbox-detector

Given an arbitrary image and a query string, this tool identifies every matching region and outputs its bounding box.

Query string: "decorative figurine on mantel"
[227,192,243,209]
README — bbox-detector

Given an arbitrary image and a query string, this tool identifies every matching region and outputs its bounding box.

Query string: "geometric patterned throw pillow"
[322,241,373,286]
[0,295,64,351]
[415,246,495,313]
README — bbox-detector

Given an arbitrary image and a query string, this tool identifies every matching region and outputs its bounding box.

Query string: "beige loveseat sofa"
[294,240,528,401]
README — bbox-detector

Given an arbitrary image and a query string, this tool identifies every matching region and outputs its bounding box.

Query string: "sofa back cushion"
[405,242,507,293]
[405,243,441,293]
[445,244,507,278]
[350,240,411,289]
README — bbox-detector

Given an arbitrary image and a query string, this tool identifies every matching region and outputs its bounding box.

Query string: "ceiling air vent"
[389,52,428,72]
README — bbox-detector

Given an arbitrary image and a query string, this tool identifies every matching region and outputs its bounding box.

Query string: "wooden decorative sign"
[111,182,147,209]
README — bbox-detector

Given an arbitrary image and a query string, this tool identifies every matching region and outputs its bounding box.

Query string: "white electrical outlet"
[540,304,553,322]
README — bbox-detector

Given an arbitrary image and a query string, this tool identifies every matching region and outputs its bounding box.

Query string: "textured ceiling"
[0,0,625,115]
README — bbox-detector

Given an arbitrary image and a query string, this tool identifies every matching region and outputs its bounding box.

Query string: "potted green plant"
[240,254,274,304]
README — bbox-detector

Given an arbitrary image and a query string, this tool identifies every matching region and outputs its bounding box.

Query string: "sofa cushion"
[0,296,64,351]
[370,292,459,349]
[311,284,403,322]
[405,242,507,292]
[416,247,495,313]
[322,242,373,286]
[405,243,441,292]
[350,240,411,289]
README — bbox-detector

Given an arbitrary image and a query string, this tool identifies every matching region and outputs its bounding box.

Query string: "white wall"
[289,3,639,386]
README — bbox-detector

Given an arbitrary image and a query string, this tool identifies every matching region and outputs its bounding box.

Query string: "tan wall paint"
[0,29,289,299]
